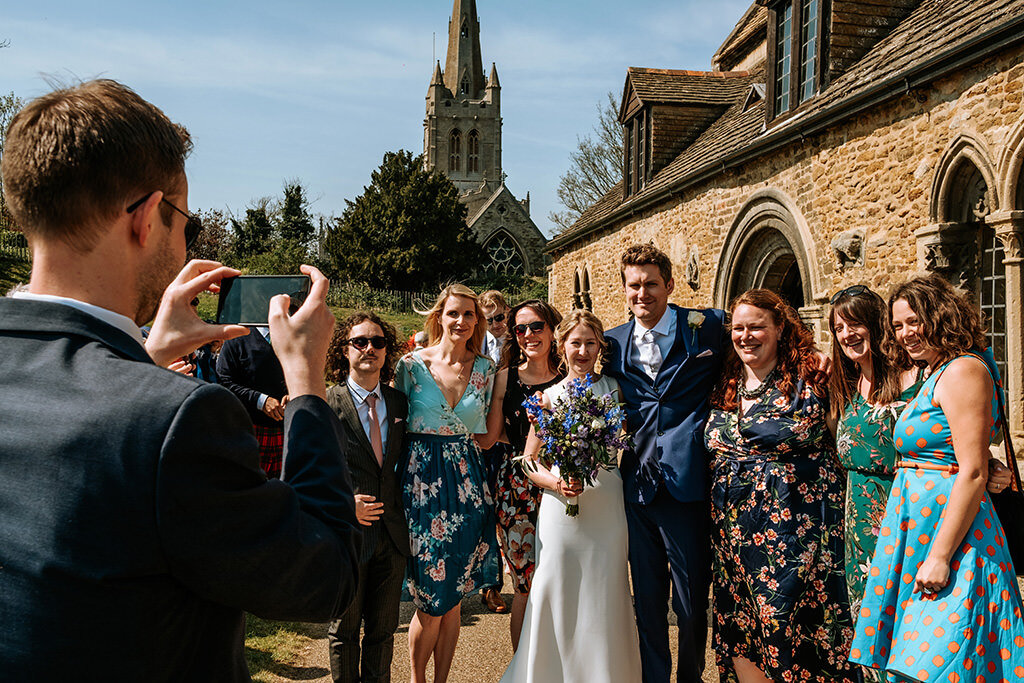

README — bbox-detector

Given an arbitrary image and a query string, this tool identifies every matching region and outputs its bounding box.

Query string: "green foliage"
[225,182,317,274]
[323,150,485,289]
[186,208,231,263]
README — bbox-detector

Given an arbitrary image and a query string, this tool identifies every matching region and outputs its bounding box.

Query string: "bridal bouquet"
[521,374,630,517]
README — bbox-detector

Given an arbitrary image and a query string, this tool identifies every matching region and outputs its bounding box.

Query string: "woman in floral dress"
[394,284,502,683]
[850,275,1024,681]
[493,299,563,651]
[704,289,856,683]
[827,288,921,612]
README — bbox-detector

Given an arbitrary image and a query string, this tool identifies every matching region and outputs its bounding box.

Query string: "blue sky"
[1,0,751,236]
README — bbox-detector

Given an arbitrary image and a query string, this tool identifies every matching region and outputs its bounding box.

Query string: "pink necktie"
[366,393,384,467]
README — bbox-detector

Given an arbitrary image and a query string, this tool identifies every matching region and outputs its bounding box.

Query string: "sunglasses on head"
[829,285,871,305]
[514,321,546,336]
[346,335,387,350]
[127,192,204,249]
[486,312,506,324]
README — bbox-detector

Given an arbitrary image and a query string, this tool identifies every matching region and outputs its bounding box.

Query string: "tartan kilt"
[253,424,284,479]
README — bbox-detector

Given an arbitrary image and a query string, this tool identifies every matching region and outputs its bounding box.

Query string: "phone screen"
[216,275,311,326]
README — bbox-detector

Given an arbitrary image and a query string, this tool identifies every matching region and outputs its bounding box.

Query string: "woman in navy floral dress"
[704,289,856,683]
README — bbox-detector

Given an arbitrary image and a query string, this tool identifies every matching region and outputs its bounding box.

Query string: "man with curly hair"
[325,312,410,683]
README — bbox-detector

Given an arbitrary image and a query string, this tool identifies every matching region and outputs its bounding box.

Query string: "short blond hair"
[423,284,487,357]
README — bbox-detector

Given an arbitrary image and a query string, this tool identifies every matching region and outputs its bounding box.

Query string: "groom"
[604,244,725,683]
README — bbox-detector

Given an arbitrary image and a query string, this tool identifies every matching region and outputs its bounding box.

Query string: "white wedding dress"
[500,375,642,683]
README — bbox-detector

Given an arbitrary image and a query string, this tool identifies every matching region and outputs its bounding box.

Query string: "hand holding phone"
[267,265,335,401]
[146,260,250,368]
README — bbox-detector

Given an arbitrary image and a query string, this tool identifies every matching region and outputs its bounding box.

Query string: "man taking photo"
[0,79,361,682]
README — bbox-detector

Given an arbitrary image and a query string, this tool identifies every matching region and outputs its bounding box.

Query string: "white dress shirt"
[630,307,677,379]
[347,375,389,446]
[483,331,504,367]
[12,291,146,347]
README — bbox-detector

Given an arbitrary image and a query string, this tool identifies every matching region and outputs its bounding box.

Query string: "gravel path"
[267,575,719,682]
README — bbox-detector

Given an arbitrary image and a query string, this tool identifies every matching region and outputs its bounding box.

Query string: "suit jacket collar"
[0,298,152,365]
[620,305,690,386]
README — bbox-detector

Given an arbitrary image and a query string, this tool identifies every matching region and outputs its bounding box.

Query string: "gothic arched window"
[484,231,525,276]
[448,129,462,173]
[460,75,471,96]
[467,130,480,173]
[572,267,593,310]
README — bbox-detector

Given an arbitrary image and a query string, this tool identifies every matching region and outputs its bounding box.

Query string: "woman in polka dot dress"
[850,275,1024,681]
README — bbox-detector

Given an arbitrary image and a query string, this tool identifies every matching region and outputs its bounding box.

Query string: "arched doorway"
[729,227,806,309]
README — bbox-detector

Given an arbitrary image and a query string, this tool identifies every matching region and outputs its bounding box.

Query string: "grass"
[0,253,30,294]
[244,615,326,682]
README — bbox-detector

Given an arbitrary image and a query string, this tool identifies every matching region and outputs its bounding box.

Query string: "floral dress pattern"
[704,375,857,682]
[850,350,1024,681]
[394,351,501,616]
[495,366,563,593]
[836,379,922,621]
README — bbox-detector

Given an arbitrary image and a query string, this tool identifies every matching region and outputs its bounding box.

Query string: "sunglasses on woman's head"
[514,321,546,335]
[346,336,387,350]
[829,285,871,305]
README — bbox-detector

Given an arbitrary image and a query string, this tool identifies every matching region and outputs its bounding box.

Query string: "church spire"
[444,0,485,99]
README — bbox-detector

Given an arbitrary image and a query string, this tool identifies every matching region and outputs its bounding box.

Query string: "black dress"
[495,365,562,593]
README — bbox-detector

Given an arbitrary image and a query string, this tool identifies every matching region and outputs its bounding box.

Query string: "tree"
[0,92,25,226]
[549,92,624,231]
[224,182,318,274]
[323,150,484,290]
[186,208,231,262]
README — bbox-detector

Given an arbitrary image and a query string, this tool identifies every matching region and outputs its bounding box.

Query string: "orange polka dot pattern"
[849,352,1024,680]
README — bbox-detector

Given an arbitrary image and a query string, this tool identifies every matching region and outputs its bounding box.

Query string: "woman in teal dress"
[850,275,1024,681]
[394,284,502,683]
[827,288,921,613]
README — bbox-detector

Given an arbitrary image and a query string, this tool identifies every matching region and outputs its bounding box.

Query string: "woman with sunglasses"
[850,275,1024,680]
[394,284,502,683]
[491,299,564,651]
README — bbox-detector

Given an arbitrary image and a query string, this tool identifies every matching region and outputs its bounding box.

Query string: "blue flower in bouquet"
[519,374,631,517]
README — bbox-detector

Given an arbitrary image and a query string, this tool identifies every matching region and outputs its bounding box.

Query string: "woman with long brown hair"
[704,289,855,683]
[850,274,1024,680]
[394,284,502,683]
[827,287,921,623]
[491,299,564,650]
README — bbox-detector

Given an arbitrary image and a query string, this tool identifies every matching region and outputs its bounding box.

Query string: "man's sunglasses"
[486,312,506,324]
[829,285,871,305]
[514,321,546,336]
[346,335,387,350]
[127,193,203,249]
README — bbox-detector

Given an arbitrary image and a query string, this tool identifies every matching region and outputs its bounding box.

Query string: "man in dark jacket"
[0,79,360,682]
[324,312,410,683]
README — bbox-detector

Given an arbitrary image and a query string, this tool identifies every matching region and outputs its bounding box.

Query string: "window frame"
[467,129,480,173]
[623,107,650,198]
[448,128,462,173]
[766,0,828,124]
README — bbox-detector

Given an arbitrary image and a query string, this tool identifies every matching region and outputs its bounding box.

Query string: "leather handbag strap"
[994,377,1023,494]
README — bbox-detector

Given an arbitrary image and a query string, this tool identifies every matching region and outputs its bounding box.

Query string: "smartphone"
[216,275,311,326]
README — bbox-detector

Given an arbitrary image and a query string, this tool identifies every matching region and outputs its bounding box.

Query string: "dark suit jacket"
[326,382,410,562]
[0,298,361,682]
[217,331,288,427]
[605,304,726,504]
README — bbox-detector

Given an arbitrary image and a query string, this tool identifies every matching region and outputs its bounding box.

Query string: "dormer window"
[623,109,649,198]
[768,0,823,120]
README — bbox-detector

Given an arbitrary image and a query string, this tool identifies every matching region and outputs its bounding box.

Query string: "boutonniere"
[687,310,705,346]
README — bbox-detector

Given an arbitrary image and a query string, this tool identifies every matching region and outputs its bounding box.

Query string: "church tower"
[424,0,502,193]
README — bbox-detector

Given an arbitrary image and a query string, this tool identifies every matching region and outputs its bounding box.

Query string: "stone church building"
[423,0,548,278]
[546,0,1024,434]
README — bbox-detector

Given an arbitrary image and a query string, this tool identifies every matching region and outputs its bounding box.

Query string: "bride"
[500,309,641,683]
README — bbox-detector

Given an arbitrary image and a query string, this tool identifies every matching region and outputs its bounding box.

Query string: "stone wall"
[551,46,1024,327]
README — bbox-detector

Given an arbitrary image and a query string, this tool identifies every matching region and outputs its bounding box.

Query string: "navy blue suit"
[605,304,725,683]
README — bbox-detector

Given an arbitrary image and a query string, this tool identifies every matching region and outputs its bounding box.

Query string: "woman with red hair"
[704,289,856,682]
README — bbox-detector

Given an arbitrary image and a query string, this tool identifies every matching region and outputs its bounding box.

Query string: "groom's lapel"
[656,306,690,388]
[619,318,654,387]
